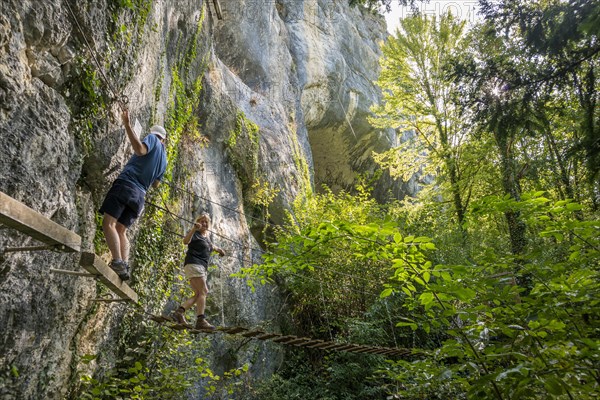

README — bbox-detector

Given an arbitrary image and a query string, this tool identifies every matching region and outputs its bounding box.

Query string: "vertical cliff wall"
[0,0,398,398]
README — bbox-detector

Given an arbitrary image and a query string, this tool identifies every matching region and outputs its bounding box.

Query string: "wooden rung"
[170,324,189,331]
[254,333,281,340]
[360,347,387,354]
[386,352,406,357]
[369,348,393,355]
[4,245,62,253]
[271,335,297,343]
[317,342,343,350]
[240,330,265,338]
[286,337,311,346]
[334,344,357,352]
[50,268,97,277]
[344,346,367,353]
[219,326,247,334]
[91,298,129,302]
[298,340,325,348]
[306,341,334,349]
[193,327,219,334]
[0,191,81,252]
[150,315,173,323]
[324,344,349,351]
[79,252,138,302]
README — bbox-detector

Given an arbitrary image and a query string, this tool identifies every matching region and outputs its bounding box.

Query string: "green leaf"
[393,233,402,243]
[543,377,565,395]
[423,271,431,283]
[396,321,418,330]
[454,287,476,301]
[419,292,434,305]
[568,251,580,261]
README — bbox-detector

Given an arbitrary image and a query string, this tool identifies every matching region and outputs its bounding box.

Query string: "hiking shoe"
[122,261,130,281]
[109,260,129,281]
[195,318,215,330]
[173,307,188,325]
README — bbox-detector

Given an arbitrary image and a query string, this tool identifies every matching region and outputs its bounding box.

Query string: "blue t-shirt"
[117,134,167,192]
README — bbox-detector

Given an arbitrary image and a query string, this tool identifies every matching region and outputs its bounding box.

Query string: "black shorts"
[99,180,145,227]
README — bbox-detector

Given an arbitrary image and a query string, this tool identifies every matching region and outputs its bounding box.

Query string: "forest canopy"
[238,1,600,399]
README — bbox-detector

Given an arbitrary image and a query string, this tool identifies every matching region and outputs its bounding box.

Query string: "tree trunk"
[494,131,527,257]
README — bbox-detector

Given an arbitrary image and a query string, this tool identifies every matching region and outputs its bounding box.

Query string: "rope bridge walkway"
[0,190,411,358]
[148,315,412,358]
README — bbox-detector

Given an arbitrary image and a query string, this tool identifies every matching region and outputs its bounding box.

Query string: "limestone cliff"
[0,0,398,398]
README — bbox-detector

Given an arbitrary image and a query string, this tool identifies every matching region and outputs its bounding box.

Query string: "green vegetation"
[226,111,261,191]
[237,2,600,399]
[225,111,279,229]
[79,328,248,399]
[289,125,313,198]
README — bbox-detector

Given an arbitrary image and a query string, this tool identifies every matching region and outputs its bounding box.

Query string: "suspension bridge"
[0,190,412,359]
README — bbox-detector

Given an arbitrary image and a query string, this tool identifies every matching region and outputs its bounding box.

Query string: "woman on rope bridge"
[173,213,226,330]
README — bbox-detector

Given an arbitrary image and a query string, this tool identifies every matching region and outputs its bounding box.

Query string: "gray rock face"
[0,0,399,398]
[212,0,399,194]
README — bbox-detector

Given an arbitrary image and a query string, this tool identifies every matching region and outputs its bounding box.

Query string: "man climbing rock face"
[99,109,167,280]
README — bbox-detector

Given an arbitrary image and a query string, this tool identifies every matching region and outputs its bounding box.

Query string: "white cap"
[150,125,167,140]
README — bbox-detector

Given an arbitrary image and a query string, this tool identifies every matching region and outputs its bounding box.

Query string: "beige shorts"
[183,263,207,279]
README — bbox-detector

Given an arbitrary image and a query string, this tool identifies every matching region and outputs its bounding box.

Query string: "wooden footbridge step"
[0,191,81,252]
[0,191,138,302]
[150,315,412,358]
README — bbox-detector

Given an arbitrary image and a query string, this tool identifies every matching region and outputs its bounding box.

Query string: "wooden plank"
[333,344,356,352]
[297,339,325,348]
[150,315,173,324]
[0,191,81,252]
[4,245,57,253]
[192,327,219,334]
[79,252,138,302]
[240,330,265,338]
[271,335,297,343]
[343,346,367,354]
[255,333,281,340]
[286,337,312,346]
[361,347,386,353]
[170,324,189,331]
[212,0,223,20]
[50,268,96,277]
[352,347,377,354]
[306,341,333,349]
[219,326,248,334]
[318,343,345,351]
[343,348,364,354]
